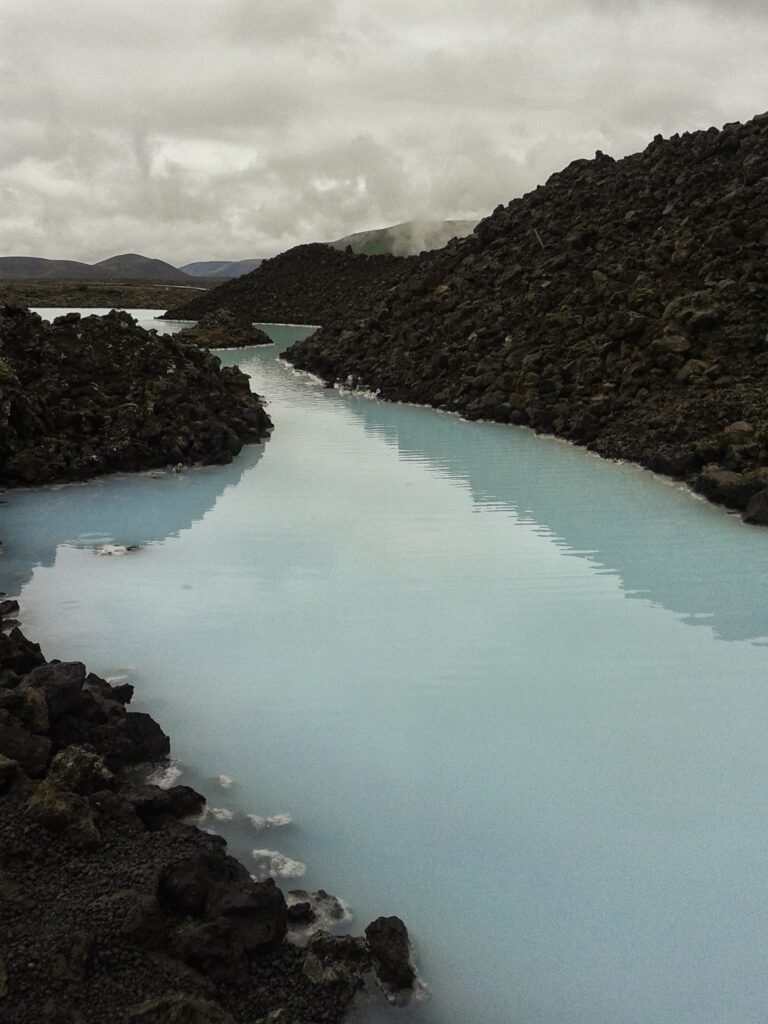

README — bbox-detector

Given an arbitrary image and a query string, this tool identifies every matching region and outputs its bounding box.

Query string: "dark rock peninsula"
[161,243,414,328]
[0,608,416,1022]
[0,306,272,487]
[285,112,768,520]
[174,310,273,349]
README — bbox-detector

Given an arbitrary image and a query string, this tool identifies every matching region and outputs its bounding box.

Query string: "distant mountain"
[0,253,191,281]
[93,254,190,281]
[0,257,102,280]
[180,260,264,279]
[329,219,477,256]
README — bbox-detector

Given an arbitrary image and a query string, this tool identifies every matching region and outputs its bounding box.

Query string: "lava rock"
[176,310,273,349]
[282,111,768,522]
[303,932,370,986]
[21,661,86,719]
[161,244,415,330]
[365,916,416,994]
[743,487,768,524]
[0,307,273,487]
[24,779,101,848]
[0,723,51,777]
[125,783,205,827]
[48,745,114,795]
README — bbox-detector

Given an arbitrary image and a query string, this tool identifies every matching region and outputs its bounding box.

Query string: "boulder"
[84,671,134,705]
[21,661,85,718]
[0,684,49,733]
[124,712,171,762]
[158,851,247,917]
[0,724,51,777]
[365,916,416,993]
[0,629,45,674]
[173,918,249,984]
[125,783,205,827]
[25,779,101,848]
[303,932,370,986]
[207,876,287,953]
[694,467,768,509]
[48,745,114,795]
[743,488,768,525]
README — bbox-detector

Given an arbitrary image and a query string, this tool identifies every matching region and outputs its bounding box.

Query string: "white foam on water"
[266,813,292,827]
[94,544,140,556]
[215,774,233,789]
[144,762,183,790]
[247,812,293,830]
[208,806,235,821]
[287,889,353,933]
[251,849,307,880]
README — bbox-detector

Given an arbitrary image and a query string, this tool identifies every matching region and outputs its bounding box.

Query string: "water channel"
[3,311,768,1024]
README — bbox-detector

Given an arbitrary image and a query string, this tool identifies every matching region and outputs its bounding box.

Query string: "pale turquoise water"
[4,312,768,1024]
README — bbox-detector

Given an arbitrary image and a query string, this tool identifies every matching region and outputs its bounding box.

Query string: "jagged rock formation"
[0,307,272,486]
[174,310,273,349]
[285,112,768,518]
[0,609,416,1022]
[161,243,414,327]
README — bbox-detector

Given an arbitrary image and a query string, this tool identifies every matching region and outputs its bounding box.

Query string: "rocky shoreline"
[283,112,768,524]
[0,604,416,1023]
[0,307,272,487]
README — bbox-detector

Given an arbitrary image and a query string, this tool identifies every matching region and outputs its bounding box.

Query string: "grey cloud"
[0,0,766,263]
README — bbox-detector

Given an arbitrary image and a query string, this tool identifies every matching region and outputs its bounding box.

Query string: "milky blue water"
[5,311,768,1024]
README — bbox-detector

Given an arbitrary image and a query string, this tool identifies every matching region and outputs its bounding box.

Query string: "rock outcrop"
[285,112,768,520]
[174,310,273,349]
[161,243,414,328]
[0,306,272,486]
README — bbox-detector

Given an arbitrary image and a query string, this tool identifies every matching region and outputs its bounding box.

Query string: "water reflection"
[334,390,768,643]
[1,443,264,597]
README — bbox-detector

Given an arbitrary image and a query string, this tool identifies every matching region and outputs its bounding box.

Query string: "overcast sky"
[1,0,766,265]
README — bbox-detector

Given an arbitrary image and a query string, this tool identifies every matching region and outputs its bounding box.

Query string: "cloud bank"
[1,0,766,263]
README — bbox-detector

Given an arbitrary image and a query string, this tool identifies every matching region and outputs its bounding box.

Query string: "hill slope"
[180,259,263,278]
[0,254,191,282]
[285,112,768,521]
[329,219,477,256]
[92,253,190,280]
[162,243,415,326]
[0,257,103,280]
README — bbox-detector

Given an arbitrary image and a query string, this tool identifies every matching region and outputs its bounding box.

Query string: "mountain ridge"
[0,253,191,282]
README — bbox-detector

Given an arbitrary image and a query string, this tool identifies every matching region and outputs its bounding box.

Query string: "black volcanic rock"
[0,306,272,486]
[161,243,414,327]
[0,607,414,1023]
[175,309,273,349]
[285,112,768,520]
[365,916,415,995]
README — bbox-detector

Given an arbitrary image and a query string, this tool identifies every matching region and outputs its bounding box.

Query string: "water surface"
[4,312,768,1024]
